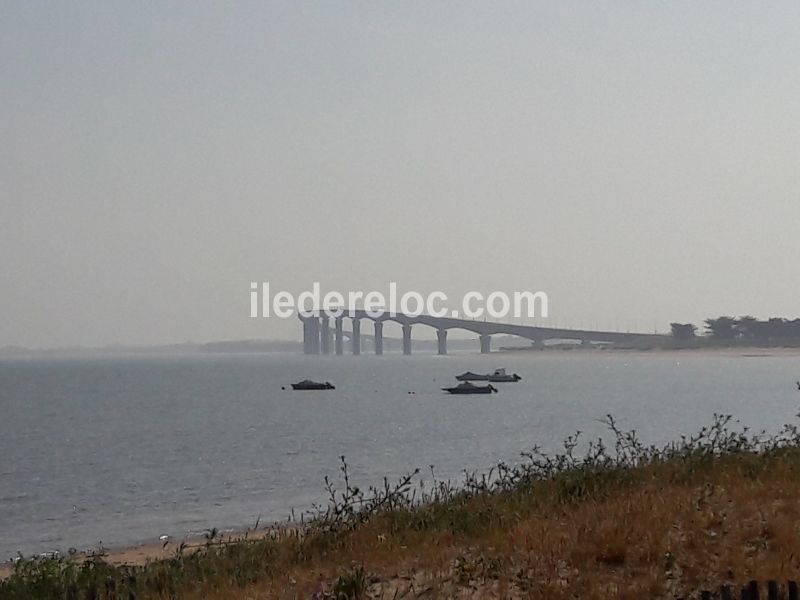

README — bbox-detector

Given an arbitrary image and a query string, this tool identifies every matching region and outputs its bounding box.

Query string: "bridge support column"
[334,318,343,355]
[479,334,491,354]
[302,318,312,354]
[437,329,447,355]
[320,315,331,355]
[402,324,412,355]
[351,318,361,355]
[374,321,384,355]
[303,318,320,354]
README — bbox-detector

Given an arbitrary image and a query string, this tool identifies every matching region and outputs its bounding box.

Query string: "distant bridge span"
[299,309,663,355]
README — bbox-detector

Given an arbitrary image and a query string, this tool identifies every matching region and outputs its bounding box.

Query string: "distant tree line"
[670,316,800,341]
[669,323,698,340]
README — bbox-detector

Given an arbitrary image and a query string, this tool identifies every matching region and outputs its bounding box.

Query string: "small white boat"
[487,368,521,383]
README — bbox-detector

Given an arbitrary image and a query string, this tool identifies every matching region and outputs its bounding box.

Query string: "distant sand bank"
[499,345,800,357]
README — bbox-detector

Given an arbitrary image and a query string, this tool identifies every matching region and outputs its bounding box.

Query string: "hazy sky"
[2,2,799,347]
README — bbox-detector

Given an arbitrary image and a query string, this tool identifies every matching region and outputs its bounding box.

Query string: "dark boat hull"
[455,372,489,381]
[442,384,497,394]
[291,382,335,390]
[487,374,522,382]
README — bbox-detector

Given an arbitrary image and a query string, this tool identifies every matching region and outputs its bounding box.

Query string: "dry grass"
[184,451,800,599]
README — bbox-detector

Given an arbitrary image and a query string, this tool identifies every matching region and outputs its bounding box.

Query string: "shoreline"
[6,432,800,598]
[498,345,800,357]
[0,525,291,579]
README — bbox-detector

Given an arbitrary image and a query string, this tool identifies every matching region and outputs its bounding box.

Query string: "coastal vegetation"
[670,316,800,346]
[5,414,800,598]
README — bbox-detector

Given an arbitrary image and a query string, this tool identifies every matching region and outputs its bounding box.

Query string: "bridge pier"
[480,334,491,354]
[351,318,361,355]
[302,318,311,354]
[303,317,321,354]
[437,329,447,355]
[402,324,412,355]
[374,321,384,355]
[334,317,343,355]
[320,315,331,355]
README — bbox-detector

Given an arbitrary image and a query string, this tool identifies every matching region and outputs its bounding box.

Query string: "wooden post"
[788,580,799,600]
[742,580,759,600]
[767,581,778,600]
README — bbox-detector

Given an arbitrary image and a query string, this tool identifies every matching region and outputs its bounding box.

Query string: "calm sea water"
[1,351,799,558]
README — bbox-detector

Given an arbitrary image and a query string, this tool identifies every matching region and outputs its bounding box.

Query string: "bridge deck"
[300,309,662,344]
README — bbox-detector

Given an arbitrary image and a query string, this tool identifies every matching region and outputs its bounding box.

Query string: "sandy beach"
[0,526,289,579]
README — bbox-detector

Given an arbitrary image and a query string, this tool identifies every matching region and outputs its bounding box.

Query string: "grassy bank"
[4,415,800,599]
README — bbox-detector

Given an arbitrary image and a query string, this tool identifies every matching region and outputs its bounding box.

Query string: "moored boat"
[455,371,490,381]
[442,381,498,394]
[291,380,335,390]
[487,368,521,382]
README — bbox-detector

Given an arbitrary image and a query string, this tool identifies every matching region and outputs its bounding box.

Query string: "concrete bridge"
[299,310,663,355]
